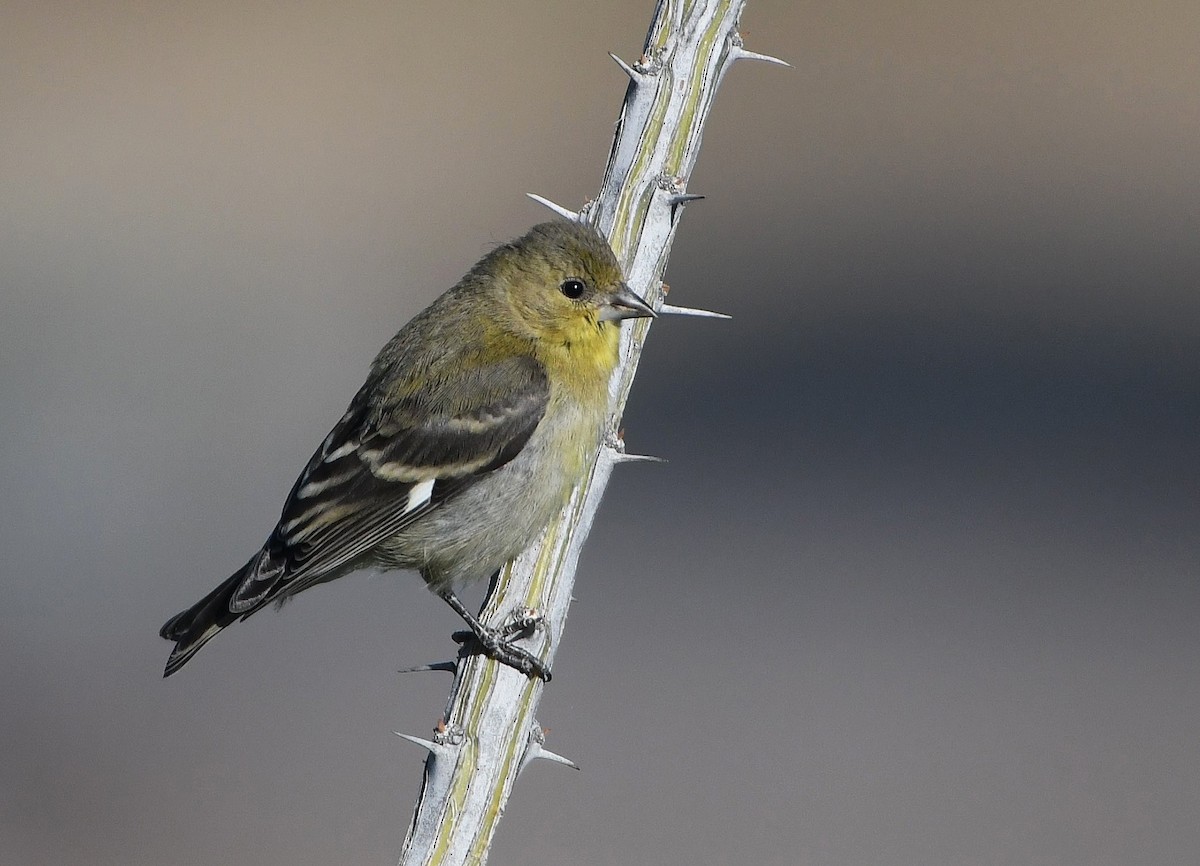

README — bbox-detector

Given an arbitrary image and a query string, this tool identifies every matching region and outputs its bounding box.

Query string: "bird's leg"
[438,586,551,682]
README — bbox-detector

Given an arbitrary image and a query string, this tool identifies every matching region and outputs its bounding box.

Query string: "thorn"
[397,661,458,674]
[731,47,791,68]
[658,303,732,319]
[655,176,700,221]
[608,52,643,83]
[603,431,666,465]
[607,447,667,465]
[666,191,704,223]
[395,732,442,754]
[526,193,579,221]
[520,722,581,774]
[535,747,581,770]
[396,718,464,751]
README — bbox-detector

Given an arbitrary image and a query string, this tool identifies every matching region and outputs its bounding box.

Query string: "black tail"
[160,558,257,677]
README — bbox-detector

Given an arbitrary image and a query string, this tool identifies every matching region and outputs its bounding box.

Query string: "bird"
[160,220,655,680]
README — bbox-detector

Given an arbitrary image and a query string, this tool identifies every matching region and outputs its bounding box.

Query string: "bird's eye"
[559,278,586,299]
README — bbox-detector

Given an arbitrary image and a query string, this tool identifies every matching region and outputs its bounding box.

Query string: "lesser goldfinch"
[160,220,654,680]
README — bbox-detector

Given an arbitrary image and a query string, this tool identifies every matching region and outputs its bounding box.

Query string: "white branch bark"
[397,3,778,863]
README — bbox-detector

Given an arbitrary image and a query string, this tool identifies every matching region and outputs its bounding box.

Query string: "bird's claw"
[439,590,550,681]
[451,625,551,682]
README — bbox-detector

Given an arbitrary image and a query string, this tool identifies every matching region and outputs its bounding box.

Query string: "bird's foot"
[439,589,551,681]
[452,622,551,682]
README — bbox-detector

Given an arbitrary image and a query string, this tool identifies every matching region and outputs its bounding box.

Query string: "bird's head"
[495,221,656,351]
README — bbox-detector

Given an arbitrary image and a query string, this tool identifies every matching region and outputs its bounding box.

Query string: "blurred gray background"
[3,2,1197,864]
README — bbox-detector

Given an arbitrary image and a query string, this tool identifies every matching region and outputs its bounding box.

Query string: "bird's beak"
[599,283,657,322]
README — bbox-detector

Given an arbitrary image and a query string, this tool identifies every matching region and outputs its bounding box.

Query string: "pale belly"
[376,394,604,588]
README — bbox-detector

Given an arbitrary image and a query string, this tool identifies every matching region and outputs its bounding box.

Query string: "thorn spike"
[536,748,581,770]
[526,193,579,221]
[395,733,441,754]
[397,661,458,674]
[657,303,732,320]
[667,193,706,206]
[732,48,791,68]
[520,722,581,774]
[608,449,667,465]
[608,52,641,82]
